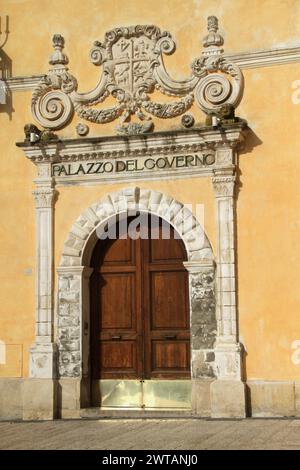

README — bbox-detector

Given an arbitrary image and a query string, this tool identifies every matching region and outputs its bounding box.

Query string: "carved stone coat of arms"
[31,18,243,135]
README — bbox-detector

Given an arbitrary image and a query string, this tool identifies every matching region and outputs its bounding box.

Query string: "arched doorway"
[89,213,191,409]
[57,187,218,415]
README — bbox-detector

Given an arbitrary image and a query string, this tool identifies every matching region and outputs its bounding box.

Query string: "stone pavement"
[0,418,300,450]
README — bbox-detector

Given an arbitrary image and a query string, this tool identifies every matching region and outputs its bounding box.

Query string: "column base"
[23,378,58,420]
[191,379,214,416]
[210,379,246,418]
[56,377,90,418]
[29,342,58,379]
[214,342,243,380]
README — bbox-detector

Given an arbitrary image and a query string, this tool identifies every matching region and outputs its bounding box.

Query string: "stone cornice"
[5,74,46,92]
[16,124,247,164]
[225,45,300,69]
[5,45,300,92]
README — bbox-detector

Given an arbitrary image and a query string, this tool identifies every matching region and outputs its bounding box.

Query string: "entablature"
[17,124,247,186]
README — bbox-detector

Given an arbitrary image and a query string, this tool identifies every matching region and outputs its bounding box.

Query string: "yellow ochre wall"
[0,0,300,382]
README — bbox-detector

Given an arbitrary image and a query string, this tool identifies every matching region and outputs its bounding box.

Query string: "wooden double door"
[90,215,190,383]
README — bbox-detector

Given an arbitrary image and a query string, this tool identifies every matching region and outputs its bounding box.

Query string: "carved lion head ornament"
[31,17,244,135]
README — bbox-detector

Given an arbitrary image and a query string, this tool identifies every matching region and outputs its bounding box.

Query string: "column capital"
[212,174,236,198]
[32,187,57,209]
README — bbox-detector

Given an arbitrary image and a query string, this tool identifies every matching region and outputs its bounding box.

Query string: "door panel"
[150,271,189,329]
[151,341,190,370]
[90,215,190,383]
[144,217,190,379]
[150,236,186,263]
[91,226,142,379]
[100,236,134,266]
[100,273,135,329]
[100,341,137,371]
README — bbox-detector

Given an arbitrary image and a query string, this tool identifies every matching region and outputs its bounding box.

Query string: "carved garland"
[31,17,244,135]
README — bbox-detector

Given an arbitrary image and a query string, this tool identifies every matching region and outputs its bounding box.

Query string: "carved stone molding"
[17,125,246,187]
[18,124,247,163]
[30,17,244,134]
[6,45,300,93]
[6,39,300,96]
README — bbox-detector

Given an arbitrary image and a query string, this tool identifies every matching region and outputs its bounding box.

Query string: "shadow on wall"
[241,348,253,417]
[234,126,262,419]
[240,128,263,156]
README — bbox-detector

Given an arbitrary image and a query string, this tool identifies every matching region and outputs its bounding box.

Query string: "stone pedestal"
[191,379,214,417]
[29,343,58,379]
[58,378,81,419]
[210,379,246,418]
[57,378,90,418]
[0,378,23,420]
[23,379,58,421]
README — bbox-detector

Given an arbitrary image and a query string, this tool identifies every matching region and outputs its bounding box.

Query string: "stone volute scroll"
[192,16,243,114]
[30,17,244,135]
[31,34,77,130]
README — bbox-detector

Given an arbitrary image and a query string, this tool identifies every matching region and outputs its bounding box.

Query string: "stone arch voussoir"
[59,187,214,267]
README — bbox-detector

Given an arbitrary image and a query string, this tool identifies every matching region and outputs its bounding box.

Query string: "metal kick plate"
[100,380,142,408]
[99,380,191,409]
[143,380,191,409]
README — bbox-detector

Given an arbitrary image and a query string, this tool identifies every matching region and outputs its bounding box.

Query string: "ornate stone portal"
[17,16,249,419]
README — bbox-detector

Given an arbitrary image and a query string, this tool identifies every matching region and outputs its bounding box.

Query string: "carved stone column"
[29,180,57,377]
[23,168,58,420]
[210,170,246,418]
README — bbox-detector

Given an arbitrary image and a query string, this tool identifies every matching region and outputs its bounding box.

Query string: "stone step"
[79,407,195,420]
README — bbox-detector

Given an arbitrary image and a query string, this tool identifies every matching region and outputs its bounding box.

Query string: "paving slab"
[0,418,300,450]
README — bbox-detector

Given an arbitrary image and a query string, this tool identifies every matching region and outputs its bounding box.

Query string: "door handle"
[164,335,177,340]
[111,335,121,340]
